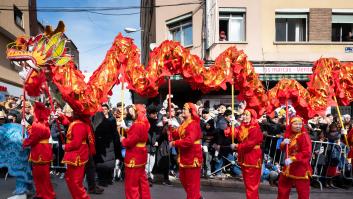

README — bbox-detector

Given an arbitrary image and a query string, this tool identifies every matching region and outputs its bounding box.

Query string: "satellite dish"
[149,43,157,50]
[124,28,139,33]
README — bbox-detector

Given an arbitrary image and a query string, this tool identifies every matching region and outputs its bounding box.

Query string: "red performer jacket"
[23,121,53,164]
[62,120,94,166]
[122,121,149,168]
[171,118,203,168]
[280,131,312,179]
[233,123,263,168]
[347,128,353,159]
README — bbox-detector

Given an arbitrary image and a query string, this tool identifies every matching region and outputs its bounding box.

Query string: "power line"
[0,2,202,12]
[87,11,140,16]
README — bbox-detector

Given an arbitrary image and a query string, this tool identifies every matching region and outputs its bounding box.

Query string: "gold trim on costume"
[136,142,146,147]
[62,155,88,166]
[124,159,146,168]
[290,117,302,124]
[39,139,49,144]
[179,157,201,168]
[29,154,52,164]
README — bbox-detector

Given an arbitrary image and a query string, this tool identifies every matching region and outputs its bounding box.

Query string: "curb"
[153,174,353,193]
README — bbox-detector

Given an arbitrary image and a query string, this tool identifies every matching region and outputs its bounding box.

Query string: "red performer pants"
[124,167,151,199]
[179,167,202,199]
[277,174,310,199]
[65,165,90,199]
[32,163,56,199]
[242,166,261,199]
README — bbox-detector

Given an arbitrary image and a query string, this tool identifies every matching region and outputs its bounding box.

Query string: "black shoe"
[96,186,105,192]
[162,180,172,186]
[88,186,104,194]
[98,182,108,187]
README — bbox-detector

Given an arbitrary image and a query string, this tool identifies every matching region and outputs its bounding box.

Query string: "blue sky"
[37,0,141,105]
[37,0,141,72]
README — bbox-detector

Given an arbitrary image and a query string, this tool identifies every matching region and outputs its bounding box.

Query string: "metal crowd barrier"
[50,140,67,171]
[263,135,352,191]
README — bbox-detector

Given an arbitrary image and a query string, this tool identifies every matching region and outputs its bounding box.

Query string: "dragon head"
[6,21,71,80]
[6,21,73,97]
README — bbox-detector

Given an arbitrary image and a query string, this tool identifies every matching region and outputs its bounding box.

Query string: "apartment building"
[0,0,79,96]
[140,0,353,106]
[0,0,34,96]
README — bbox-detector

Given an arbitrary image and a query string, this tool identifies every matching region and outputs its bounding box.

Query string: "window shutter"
[206,0,218,48]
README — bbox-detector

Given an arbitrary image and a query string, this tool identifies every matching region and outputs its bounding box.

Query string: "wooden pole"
[231,83,235,144]
[285,99,289,159]
[120,80,125,137]
[168,77,172,142]
[333,95,349,145]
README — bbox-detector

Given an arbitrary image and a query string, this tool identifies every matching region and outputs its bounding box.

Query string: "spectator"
[342,114,352,132]
[146,105,160,186]
[23,101,33,127]
[200,109,215,178]
[0,110,6,125]
[50,105,66,179]
[7,112,17,123]
[92,104,120,187]
[214,109,242,178]
[345,31,353,41]
[219,31,227,41]
[155,114,172,185]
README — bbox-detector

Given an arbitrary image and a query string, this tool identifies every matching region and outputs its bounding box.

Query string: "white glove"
[168,119,180,128]
[159,108,166,115]
[319,146,324,154]
[230,160,236,165]
[284,158,293,166]
[230,143,237,150]
[215,150,219,157]
[202,145,208,153]
[341,129,348,135]
[283,138,291,145]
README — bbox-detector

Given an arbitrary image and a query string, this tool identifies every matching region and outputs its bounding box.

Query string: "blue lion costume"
[0,123,33,195]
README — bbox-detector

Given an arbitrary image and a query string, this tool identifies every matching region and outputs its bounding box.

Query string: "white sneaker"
[7,194,27,199]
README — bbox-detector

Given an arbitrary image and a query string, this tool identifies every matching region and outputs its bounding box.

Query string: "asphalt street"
[1,176,353,199]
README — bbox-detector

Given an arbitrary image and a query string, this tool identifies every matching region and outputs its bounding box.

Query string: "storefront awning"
[259,74,309,81]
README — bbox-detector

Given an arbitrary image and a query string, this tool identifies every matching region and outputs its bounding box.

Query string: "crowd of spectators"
[1,94,352,194]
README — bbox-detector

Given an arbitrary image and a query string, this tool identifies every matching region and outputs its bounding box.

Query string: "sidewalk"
[154,174,353,194]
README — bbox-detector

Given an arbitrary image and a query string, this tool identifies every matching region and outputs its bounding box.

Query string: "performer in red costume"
[169,102,203,199]
[62,114,95,199]
[23,102,56,199]
[346,128,353,160]
[229,109,263,199]
[277,116,312,199]
[120,104,151,199]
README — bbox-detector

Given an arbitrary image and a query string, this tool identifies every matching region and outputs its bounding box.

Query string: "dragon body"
[6,21,353,117]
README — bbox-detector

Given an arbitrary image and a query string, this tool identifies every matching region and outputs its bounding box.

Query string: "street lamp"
[124,27,143,33]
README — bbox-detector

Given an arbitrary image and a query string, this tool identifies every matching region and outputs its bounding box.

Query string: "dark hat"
[147,104,158,114]
[224,109,232,117]
[202,109,209,115]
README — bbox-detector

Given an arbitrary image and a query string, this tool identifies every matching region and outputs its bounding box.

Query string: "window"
[14,6,23,28]
[275,13,307,42]
[167,14,193,47]
[332,14,353,41]
[219,8,245,42]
